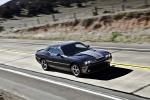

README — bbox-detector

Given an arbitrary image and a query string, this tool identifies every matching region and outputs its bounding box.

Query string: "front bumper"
[82,58,112,74]
[36,56,41,64]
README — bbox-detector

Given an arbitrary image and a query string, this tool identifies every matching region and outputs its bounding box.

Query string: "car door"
[50,47,70,71]
[45,47,54,67]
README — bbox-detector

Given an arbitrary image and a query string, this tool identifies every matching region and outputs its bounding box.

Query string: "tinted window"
[75,44,87,49]
[61,43,89,56]
[48,48,53,53]
[51,48,63,55]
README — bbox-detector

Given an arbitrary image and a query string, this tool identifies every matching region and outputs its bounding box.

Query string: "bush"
[93,23,101,29]
[77,3,83,7]
[82,18,94,28]
[100,15,112,21]
[126,12,136,19]
[71,20,79,26]
[0,26,5,32]
[111,32,122,41]
[113,12,127,20]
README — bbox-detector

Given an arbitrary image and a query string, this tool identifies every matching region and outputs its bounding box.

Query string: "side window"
[48,48,53,53]
[75,44,86,48]
[51,48,63,55]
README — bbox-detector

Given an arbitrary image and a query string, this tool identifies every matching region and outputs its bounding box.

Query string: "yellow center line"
[112,62,150,70]
[0,48,150,70]
[0,48,34,55]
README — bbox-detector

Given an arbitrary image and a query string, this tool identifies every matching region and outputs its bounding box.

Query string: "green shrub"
[111,32,122,41]
[0,26,4,32]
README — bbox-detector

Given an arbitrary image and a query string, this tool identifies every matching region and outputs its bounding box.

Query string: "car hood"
[72,50,104,61]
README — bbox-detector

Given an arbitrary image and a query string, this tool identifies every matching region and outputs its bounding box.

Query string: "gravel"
[0,89,26,100]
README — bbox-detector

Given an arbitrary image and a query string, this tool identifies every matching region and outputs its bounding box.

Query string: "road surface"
[0,39,150,99]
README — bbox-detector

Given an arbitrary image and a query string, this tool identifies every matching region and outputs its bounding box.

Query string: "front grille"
[88,62,109,72]
[96,57,105,62]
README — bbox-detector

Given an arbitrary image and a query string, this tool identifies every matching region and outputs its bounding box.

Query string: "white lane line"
[0,67,128,100]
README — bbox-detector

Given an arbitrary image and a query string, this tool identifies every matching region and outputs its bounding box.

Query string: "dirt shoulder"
[0,89,26,100]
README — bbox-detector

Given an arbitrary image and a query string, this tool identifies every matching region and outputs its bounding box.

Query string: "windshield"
[61,43,89,56]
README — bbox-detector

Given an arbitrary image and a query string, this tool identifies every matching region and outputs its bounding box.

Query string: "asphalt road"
[0,64,149,100]
[0,39,150,99]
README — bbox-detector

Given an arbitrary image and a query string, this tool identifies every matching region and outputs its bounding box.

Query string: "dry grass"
[1,31,150,44]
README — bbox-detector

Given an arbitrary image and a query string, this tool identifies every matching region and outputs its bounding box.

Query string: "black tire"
[107,63,111,67]
[71,64,82,77]
[40,59,50,71]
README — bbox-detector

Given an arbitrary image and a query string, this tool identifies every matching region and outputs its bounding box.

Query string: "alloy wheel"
[71,64,81,77]
[41,59,49,71]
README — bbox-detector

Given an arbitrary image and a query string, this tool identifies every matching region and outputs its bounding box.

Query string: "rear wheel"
[41,59,50,71]
[71,64,82,77]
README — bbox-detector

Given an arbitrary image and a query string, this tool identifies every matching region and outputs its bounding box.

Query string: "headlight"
[85,59,97,65]
[84,61,91,65]
[105,54,111,58]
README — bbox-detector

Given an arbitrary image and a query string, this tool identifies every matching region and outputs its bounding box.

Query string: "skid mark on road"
[0,48,150,70]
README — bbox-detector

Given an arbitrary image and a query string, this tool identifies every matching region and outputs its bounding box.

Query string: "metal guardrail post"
[52,14,56,21]
[37,19,40,24]
[144,0,148,6]
[111,4,115,13]
[122,5,125,11]
[73,13,77,20]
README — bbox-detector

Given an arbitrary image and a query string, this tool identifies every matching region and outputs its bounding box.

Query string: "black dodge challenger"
[35,41,112,77]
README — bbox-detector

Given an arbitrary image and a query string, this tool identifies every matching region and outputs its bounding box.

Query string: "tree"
[0,7,13,18]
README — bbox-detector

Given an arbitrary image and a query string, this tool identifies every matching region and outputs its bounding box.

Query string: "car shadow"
[82,66,133,80]
[49,65,133,80]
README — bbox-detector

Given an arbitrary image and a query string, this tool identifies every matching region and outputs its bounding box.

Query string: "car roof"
[51,41,80,47]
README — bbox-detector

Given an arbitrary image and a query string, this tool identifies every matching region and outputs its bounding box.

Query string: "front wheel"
[71,64,82,77]
[41,59,50,71]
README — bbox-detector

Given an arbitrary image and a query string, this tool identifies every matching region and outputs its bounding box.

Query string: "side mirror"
[48,51,51,55]
[57,54,64,58]
[87,45,90,48]
[57,54,61,56]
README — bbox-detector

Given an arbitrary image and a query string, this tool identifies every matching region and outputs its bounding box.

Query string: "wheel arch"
[70,62,77,68]
[70,62,82,70]
[40,58,44,62]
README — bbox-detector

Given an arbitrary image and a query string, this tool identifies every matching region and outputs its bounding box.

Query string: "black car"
[35,41,112,77]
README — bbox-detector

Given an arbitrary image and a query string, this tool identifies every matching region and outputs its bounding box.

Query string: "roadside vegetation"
[0,26,4,32]
[5,8,149,43]
[0,0,150,43]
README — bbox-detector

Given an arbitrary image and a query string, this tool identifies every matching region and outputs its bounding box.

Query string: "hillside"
[0,0,150,43]
[0,0,94,18]
[1,8,150,43]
